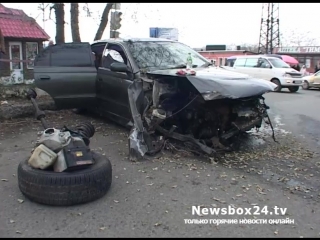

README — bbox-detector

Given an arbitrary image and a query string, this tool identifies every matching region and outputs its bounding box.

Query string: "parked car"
[33,38,276,159]
[302,70,320,90]
[223,55,303,93]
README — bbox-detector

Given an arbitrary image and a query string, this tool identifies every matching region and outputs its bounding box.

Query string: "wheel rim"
[302,82,308,89]
[273,81,280,91]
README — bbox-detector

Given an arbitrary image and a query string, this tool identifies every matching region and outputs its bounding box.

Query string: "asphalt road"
[0,88,320,238]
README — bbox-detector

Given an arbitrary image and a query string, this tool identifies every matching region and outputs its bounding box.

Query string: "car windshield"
[268,58,290,68]
[126,41,210,71]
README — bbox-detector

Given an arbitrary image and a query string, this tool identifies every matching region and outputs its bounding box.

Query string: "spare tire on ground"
[18,152,112,206]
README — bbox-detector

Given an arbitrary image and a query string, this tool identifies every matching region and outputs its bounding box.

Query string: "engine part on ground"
[18,152,112,206]
[62,136,94,170]
[27,88,49,129]
[69,122,95,146]
[54,150,67,172]
[36,128,72,153]
[28,144,58,170]
[76,122,95,139]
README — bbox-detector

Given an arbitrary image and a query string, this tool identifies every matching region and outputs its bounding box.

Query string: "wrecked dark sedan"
[33,38,277,160]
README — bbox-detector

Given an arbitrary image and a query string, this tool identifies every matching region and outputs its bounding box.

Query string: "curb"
[0,99,57,120]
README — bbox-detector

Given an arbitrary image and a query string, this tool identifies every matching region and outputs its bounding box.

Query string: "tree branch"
[93,3,114,41]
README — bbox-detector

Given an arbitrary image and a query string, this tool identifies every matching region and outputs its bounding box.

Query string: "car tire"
[271,79,282,92]
[288,86,299,93]
[18,152,112,206]
[302,81,309,90]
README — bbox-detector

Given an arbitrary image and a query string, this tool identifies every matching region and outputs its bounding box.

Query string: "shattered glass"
[126,41,209,71]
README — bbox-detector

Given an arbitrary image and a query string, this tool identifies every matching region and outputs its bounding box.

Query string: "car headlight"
[283,73,291,78]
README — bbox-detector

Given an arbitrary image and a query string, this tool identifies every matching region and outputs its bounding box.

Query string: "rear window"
[34,43,93,67]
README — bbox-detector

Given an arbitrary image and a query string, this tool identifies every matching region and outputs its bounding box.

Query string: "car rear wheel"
[18,151,112,206]
[288,86,299,93]
[302,81,309,90]
[271,79,282,92]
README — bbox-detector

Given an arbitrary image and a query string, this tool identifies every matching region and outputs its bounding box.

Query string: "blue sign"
[149,28,179,41]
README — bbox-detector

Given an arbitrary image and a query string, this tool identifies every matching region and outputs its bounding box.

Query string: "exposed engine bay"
[128,72,276,160]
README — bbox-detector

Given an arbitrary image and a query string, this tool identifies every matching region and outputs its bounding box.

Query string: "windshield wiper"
[167,64,198,69]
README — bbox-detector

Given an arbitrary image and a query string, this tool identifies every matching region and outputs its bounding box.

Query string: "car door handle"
[39,75,50,80]
[98,78,103,81]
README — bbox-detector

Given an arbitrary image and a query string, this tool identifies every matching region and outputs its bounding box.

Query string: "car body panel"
[303,70,320,88]
[226,55,303,88]
[34,42,97,109]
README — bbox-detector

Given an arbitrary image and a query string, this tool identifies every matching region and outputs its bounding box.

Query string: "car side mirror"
[110,62,131,73]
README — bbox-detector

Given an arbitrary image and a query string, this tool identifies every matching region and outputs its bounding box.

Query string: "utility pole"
[110,3,122,38]
[258,3,280,54]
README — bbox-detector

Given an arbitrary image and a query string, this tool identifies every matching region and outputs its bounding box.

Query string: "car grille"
[288,73,302,78]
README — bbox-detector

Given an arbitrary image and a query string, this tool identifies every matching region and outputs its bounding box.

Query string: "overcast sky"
[3,3,320,47]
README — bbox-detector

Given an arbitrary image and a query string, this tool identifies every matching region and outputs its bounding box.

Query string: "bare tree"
[50,3,65,44]
[281,30,318,46]
[93,3,114,41]
[70,3,81,42]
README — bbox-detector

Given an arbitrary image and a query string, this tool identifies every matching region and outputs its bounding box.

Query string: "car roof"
[235,55,279,60]
[91,37,176,45]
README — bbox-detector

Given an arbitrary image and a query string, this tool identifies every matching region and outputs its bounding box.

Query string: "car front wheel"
[302,81,309,90]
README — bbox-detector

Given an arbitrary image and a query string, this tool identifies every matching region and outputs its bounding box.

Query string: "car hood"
[147,67,277,100]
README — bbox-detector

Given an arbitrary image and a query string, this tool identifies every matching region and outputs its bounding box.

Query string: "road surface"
[0,88,319,238]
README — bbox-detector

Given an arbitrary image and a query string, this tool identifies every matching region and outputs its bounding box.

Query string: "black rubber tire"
[271,79,282,92]
[288,86,299,93]
[302,81,309,90]
[18,152,112,206]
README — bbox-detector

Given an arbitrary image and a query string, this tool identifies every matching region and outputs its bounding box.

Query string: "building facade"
[0,4,50,85]
[273,46,320,73]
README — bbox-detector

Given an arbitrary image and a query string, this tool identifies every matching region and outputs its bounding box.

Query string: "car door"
[243,57,261,78]
[232,58,248,74]
[34,43,97,109]
[313,71,320,86]
[96,43,133,125]
[255,58,272,80]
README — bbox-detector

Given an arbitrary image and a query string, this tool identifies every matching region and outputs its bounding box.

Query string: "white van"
[224,55,303,92]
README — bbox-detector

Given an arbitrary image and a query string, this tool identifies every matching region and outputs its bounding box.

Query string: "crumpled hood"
[147,67,277,100]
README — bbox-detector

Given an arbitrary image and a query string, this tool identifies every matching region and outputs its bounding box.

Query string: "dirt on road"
[0,110,319,238]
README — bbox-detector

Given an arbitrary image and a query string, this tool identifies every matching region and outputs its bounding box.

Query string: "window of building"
[26,42,39,69]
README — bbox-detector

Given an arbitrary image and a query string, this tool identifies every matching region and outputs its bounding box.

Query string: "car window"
[50,44,92,67]
[101,44,128,69]
[244,58,259,67]
[315,71,320,76]
[258,59,271,68]
[234,58,246,67]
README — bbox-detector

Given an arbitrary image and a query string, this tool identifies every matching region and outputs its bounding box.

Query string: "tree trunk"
[54,3,65,44]
[94,3,114,41]
[70,3,81,42]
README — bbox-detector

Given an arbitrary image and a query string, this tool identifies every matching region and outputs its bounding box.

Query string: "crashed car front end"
[128,68,277,161]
